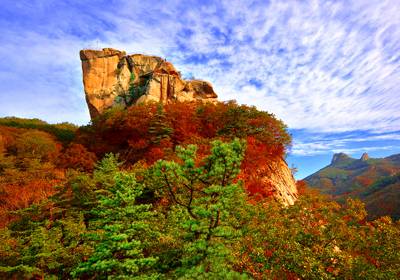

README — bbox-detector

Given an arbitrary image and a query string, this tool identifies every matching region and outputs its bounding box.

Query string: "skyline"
[1,0,400,178]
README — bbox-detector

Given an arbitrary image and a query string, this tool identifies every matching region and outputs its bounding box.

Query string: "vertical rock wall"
[263,158,298,205]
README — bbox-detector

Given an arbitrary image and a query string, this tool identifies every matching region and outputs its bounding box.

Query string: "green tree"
[148,104,173,145]
[236,192,400,279]
[0,154,129,279]
[149,139,250,278]
[0,207,91,279]
[71,172,159,279]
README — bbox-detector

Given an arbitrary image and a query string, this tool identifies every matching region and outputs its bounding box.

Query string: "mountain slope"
[305,152,400,219]
[361,173,400,220]
[78,48,298,205]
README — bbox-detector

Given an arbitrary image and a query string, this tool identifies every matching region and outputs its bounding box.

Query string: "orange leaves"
[0,125,67,227]
[0,177,61,227]
[79,101,290,160]
[355,176,374,187]
[128,139,148,150]
[74,101,292,201]
[14,130,60,161]
[296,180,309,195]
[57,144,97,172]
[164,102,199,144]
[245,178,276,199]
[264,248,275,258]
[240,136,279,199]
[145,147,165,164]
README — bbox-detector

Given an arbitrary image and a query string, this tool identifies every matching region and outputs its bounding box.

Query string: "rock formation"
[263,158,298,205]
[360,152,369,161]
[80,48,218,118]
[331,152,351,165]
[79,48,298,205]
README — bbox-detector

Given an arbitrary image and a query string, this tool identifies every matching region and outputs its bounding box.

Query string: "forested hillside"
[1,102,400,279]
[305,153,400,220]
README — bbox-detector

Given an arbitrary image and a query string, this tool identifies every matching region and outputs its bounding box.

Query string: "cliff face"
[80,48,218,118]
[262,158,298,205]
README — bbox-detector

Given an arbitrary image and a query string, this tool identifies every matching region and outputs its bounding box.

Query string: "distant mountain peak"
[305,151,400,220]
[331,152,351,165]
[360,152,369,161]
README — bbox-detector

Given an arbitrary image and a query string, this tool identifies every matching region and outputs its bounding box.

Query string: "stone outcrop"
[80,48,126,118]
[261,158,298,205]
[360,152,369,161]
[80,48,218,118]
[331,152,351,165]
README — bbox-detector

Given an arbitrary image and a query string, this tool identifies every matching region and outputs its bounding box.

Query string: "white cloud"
[291,141,396,156]
[289,131,400,156]
[155,0,400,133]
[0,0,399,137]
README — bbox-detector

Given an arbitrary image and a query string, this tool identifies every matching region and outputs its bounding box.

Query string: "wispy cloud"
[159,0,400,134]
[291,141,396,156]
[0,0,399,164]
[289,130,400,156]
[1,0,399,129]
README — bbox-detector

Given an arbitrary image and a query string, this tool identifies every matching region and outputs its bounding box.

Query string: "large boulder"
[80,48,128,118]
[80,48,218,118]
[183,80,218,99]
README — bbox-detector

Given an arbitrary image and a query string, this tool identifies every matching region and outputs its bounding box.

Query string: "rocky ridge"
[331,152,351,165]
[360,152,369,161]
[80,48,218,118]
[79,48,298,205]
[305,152,400,219]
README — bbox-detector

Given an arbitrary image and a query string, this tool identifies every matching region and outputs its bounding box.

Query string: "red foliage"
[239,137,281,199]
[0,178,61,227]
[0,126,72,227]
[245,178,276,200]
[0,102,293,226]
[355,176,374,187]
[164,102,200,144]
[57,143,97,172]
[74,101,292,198]
[296,180,309,195]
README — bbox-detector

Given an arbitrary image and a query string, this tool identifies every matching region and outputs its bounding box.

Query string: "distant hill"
[0,117,77,144]
[304,152,400,220]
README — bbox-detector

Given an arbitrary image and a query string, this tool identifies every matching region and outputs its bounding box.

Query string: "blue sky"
[1,0,400,178]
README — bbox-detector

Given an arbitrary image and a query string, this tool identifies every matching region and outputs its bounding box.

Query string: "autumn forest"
[1,101,399,279]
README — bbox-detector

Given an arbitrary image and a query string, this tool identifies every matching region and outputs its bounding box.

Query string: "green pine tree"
[71,172,159,279]
[148,104,173,145]
[149,139,250,278]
